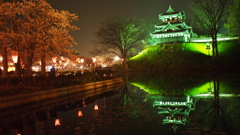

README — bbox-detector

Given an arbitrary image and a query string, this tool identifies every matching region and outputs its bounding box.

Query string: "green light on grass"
[184,43,212,56]
[130,41,233,61]
[130,45,158,60]
[186,81,214,95]
[131,81,215,95]
[131,82,163,95]
[132,80,236,96]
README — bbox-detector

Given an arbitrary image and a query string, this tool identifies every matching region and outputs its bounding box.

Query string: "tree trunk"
[41,49,46,76]
[239,35,240,44]
[1,45,8,77]
[15,56,21,76]
[214,34,219,59]
[123,57,129,71]
[212,35,216,60]
[25,54,34,76]
[211,30,218,60]
[0,0,8,77]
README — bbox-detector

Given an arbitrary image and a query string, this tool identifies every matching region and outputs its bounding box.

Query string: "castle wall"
[154,36,186,44]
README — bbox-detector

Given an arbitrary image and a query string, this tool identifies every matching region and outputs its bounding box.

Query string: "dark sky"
[47,0,192,56]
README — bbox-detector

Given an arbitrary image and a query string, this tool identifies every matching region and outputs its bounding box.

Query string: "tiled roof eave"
[161,12,180,15]
[155,22,184,27]
[153,30,190,34]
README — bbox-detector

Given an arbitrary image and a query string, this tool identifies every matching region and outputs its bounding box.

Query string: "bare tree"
[93,16,146,70]
[190,0,232,60]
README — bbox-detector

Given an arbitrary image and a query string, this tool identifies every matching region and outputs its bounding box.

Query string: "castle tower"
[151,5,193,44]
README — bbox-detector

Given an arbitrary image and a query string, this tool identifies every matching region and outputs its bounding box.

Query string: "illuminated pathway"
[193,94,240,98]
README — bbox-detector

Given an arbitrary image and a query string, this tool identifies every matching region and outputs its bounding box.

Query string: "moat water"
[0,72,239,135]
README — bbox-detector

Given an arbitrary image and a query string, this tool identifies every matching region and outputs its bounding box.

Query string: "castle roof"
[153,22,192,34]
[161,5,180,15]
[166,5,175,13]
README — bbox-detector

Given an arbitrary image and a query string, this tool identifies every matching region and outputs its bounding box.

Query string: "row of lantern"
[54,101,99,126]
[12,101,100,135]
[0,53,19,64]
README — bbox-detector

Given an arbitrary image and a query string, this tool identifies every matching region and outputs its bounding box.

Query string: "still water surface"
[0,72,240,135]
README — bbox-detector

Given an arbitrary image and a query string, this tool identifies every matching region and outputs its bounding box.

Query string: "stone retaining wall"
[0,77,122,110]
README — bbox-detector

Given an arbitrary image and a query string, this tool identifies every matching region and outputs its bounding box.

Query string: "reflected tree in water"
[112,74,145,119]
[202,78,236,135]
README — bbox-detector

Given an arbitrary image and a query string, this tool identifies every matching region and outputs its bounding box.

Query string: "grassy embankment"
[128,40,240,72]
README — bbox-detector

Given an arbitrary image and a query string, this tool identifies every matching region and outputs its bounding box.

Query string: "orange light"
[12,55,18,63]
[92,57,96,63]
[80,59,84,63]
[55,119,61,126]
[52,57,57,63]
[94,104,99,110]
[17,134,21,135]
[78,111,83,117]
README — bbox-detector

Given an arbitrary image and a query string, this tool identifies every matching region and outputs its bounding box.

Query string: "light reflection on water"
[0,73,240,135]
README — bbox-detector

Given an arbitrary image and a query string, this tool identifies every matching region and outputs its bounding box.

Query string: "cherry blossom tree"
[0,0,79,76]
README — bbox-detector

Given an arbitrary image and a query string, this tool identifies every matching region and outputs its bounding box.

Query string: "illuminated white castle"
[151,5,193,44]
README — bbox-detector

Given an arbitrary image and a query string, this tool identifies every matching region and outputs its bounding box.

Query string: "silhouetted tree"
[93,16,146,70]
[189,0,232,60]
[224,0,240,42]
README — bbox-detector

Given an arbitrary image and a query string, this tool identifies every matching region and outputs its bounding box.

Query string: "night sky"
[8,0,193,56]
[46,0,193,56]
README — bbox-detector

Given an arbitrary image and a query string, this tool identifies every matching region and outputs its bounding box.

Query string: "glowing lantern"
[52,57,57,63]
[78,111,83,117]
[55,119,61,126]
[80,59,84,63]
[17,134,21,135]
[76,58,80,63]
[94,104,99,110]
[82,101,85,105]
[12,55,18,63]
[114,56,120,61]
[92,57,96,63]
